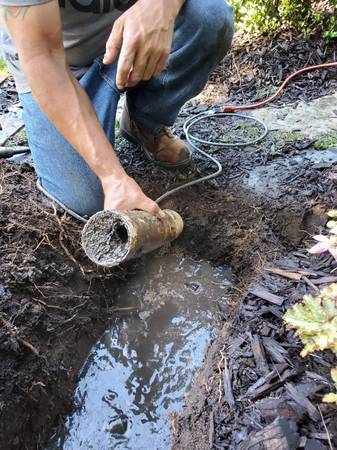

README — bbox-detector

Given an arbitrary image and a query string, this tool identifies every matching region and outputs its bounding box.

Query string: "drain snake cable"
[155,112,268,204]
[155,61,337,205]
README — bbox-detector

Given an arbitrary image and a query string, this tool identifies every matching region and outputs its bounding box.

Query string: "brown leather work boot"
[120,101,191,168]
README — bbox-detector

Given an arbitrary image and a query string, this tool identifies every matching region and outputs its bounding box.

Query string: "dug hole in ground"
[0,31,337,450]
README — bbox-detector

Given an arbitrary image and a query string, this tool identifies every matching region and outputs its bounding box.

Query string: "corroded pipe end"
[82,209,184,267]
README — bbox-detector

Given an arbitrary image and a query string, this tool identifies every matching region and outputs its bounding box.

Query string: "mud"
[0,77,18,115]
[245,148,337,198]
[0,162,127,450]
[0,147,280,449]
[82,213,133,265]
[1,124,334,449]
[47,254,233,449]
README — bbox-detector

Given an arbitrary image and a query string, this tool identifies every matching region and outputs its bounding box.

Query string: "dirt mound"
[0,162,125,450]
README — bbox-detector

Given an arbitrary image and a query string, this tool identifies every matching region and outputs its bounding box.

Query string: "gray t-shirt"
[0,0,136,92]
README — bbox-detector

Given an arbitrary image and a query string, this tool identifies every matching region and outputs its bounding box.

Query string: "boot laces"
[158,127,175,140]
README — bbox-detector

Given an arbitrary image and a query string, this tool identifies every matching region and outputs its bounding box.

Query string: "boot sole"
[120,127,191,169]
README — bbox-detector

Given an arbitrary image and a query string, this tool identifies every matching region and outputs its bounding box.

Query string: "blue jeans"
[20,0,234,219]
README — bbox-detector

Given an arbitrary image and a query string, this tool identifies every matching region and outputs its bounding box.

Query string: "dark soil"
[0,30,337,450]
[171,32,337,450]
[0,163,132,449]
[210,30,337,107]
[0,77,18,114]
[173,253,337,450]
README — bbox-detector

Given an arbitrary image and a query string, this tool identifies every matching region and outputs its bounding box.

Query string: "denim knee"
[186,0,235,62]
[36,177,103,220]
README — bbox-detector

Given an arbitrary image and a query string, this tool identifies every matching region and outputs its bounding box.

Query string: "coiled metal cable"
[156,111,268,204]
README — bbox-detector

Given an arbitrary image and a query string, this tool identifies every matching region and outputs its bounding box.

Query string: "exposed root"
[0,315,39,355]
[53,206,86,277]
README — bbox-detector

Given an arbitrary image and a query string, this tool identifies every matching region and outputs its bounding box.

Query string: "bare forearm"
[2,2,161,215]
[22,52,125,181]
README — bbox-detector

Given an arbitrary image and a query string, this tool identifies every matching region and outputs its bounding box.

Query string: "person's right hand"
[103,0,185,89]
[101,173,163,216]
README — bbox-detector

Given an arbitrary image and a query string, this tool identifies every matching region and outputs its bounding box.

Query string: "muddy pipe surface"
[81,209,184,266]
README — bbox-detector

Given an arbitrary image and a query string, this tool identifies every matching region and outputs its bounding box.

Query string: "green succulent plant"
[323,368,337,403]
[284,284,337,403]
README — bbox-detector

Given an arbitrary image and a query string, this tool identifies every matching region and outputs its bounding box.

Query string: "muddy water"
[48,253,233,450]
[246,148,337,198]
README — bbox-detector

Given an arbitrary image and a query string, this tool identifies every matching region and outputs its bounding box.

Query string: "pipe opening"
[115,224,129,244]
[82,209,184,267]
[81,212,131,266]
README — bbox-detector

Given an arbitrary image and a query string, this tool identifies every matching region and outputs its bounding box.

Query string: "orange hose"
[223,61,337,113]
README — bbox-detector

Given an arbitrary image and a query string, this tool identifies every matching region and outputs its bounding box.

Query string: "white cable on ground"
[156,111,268,204]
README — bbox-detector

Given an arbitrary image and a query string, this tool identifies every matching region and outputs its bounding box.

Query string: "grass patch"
[0,56,8,79]
[5,128,28,147]
[314,132,337,150]
[256,130,303,155]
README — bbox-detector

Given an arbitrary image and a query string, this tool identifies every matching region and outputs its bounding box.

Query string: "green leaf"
[331,367,337,385]
[328,210,337,218]
[327,220,337,229]
[323,393,337,404]
[284,284,337,356]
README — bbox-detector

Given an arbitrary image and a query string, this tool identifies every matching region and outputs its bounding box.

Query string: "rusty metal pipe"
[81,209,184,267]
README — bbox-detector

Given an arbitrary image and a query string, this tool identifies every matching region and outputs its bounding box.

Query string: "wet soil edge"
[0,162,131,450]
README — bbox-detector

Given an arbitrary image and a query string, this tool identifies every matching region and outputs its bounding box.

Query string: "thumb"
[141,198,165,218]
[103,23,123,65]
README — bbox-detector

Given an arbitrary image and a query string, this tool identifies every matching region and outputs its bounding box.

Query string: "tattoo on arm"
[3,6,30,20]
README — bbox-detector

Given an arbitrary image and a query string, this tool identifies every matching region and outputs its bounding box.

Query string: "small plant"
[0,56,8,79]
[309,210,337,260]
[323,368,337,403]
[229,0,337,39]
[314,132,337,150]
[284,284,337,403]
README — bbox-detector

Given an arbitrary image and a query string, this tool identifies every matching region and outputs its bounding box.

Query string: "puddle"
[245,148,337,198]
[48,253,233,450]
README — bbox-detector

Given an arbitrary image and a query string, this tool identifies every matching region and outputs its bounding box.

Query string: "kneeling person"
[0,0,234,218]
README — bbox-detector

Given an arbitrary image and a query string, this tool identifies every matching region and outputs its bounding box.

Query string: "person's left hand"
[103,0,185,89]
